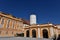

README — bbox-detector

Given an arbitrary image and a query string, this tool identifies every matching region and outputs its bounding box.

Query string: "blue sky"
[0,0,60,24]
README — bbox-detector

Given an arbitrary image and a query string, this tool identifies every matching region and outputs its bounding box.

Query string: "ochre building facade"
[0,12,60,38]
[0,12,23,37]
[24,24,60,38]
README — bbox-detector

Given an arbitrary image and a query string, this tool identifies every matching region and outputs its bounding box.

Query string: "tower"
[30,14,36,25]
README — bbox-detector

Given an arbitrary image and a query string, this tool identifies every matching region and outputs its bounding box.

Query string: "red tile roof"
[21,19,30,25]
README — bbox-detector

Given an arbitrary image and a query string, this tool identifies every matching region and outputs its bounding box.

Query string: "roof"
[21,19,30,25]
[0,11,16,18]
[0,11,22,22]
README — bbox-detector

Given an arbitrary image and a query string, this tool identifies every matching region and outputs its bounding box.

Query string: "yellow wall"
[0,13,23,37]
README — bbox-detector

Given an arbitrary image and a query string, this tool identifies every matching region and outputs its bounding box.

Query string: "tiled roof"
[21,19,30,25]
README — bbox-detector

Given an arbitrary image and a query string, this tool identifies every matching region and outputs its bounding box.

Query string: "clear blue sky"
[0,0,60,24]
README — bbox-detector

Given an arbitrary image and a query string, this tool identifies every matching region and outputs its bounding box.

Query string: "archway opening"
[15,33,24,37]
[43,29,48,38]
[26,30,29,37]
[32,29,36,38]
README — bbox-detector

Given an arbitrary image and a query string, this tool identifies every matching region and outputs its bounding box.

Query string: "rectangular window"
[12,20,15,28]
[16,21,20,29]
[6,31,8,34]
[0,16,1,20]
[17,21,19,28]
[7,19,10,28]
[12,32,13,34]
[1,18,4,25]
[19,22,23,28]
[19,22,21,28]
[0,16,2,28]
[0,31,1,34]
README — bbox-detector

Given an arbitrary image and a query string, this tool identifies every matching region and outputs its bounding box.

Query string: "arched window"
[43,29,48,38]
[32,29,36,38]
[26,30,29,37]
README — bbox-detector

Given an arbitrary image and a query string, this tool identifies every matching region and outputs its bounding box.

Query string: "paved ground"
[0,37,53,40]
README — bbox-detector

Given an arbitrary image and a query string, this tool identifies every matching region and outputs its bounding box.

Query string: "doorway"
[43,29,48,38]
[26,30,29,37]
[32,29,36,38]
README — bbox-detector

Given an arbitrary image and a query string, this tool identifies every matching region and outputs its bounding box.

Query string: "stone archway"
[43,29,48,38]
[26,30,29,37]
[32,29,36,38]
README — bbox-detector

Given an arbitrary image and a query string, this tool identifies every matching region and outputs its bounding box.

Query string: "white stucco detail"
[56,29,58,37]
[23,24,29,28]
[50,27,54,37]
[41,28,48,31]
[38,28,40,38]
[56,25,60,28]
